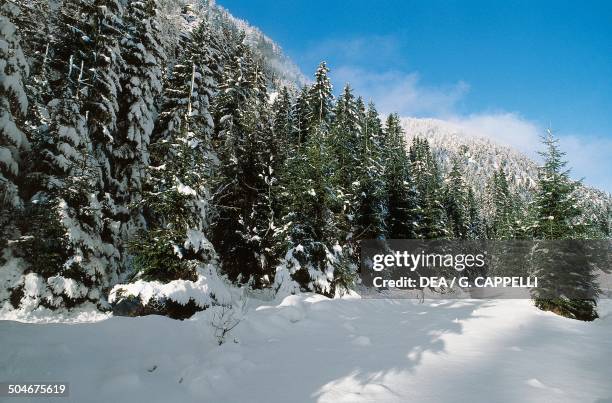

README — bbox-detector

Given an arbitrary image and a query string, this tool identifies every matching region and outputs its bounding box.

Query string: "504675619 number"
[0,383,69,397]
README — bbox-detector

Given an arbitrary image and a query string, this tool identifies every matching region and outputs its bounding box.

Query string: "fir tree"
[8,0,53,196]
[466,188,484,239]
[114,0,166,233]
[330,84,360,243]
[533,131,584,239]
[331,84,360,194]
[487,166,519,239]
[0,1,29,211]
[212,49,284,286]
[154,19,216,148]
[7,0,123,308]
[271,86,293,158]
[137,19,219,283]
[83,0,125,189]
[383,114,417,239]
[238,90,286,286]
[277,64,353,296]
[409,137,446,239]
[280,124,350,296]
[531,129,599,321]
[134,122,216,282]
[307,61,333,132]
[443,160,471,239]
[52,0,128,285]
[353,101,386,240]
[292,85,311,148]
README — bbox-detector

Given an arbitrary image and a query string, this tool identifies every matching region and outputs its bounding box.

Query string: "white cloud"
[304,35,401,65]
[444,113,612,192]
[557,135,612,192]
[445,113,541,158]
[332,66,469,117]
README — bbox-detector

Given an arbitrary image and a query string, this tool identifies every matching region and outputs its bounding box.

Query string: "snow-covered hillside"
[159,0,308,89]
[402,117,539,193]
[401,117,611,222]
[215,5,309,88]
[2,295,611,402]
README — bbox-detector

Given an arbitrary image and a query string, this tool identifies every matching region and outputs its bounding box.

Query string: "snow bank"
[0,250,104,319]
[109,264,232,308]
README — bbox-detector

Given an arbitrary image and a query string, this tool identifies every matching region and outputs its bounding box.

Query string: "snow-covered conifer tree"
[115,0,166,233]
[212,47,286,286]
[292,86,311,147]
[307,61,333,133]
[276,63,354,296]
[271,86,293,159]
[331,84,360,208]
[134,17,219,283]
[384,114,417,239]
[530,129,599,320]
[486,166,520,239]
[409,137,446,239]
[0,2,29,210]
[443,160,472,239]
[353,101,386,241]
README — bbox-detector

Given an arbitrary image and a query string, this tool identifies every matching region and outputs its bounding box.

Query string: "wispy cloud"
[303,35,402,66]
[332,66,469,117]
[445,113,612,192]
[445,113,541,157]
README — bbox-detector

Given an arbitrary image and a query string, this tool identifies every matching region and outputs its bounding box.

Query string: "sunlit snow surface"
[1,296,611,402]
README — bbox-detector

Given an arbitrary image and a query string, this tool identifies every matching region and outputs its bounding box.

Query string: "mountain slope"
[157,0,308,89]
[401,117,611,224]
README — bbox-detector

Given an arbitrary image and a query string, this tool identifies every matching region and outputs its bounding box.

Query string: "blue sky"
[218,0,612,191]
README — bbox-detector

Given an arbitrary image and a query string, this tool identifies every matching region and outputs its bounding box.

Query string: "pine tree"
[331,84,360,192]
[238,86,286,286]
[307,61,333,133]
[383,114,417,239]
[114,0,165,233]
[487,166,518,239]
[443,160,471,239]
[533,131,584,239]
[154,19,218,147]
[271,86,293,158]
[466,188,484,239]
[280,125,350,296]
[409,137,446,239]
[53,0,128,286]
[134,122,216,282]
[11,0,54,206]
[212,48,284,286]
[136,19,219,283]
[84,0,124,190]
[330,84,360,243]
[5,0,123,309]
[353,101,386,240]
[211,47,256,282]
[292,85,311,148]
[0,1,30,211]
[531,129,599,320]
[277,63,353,296]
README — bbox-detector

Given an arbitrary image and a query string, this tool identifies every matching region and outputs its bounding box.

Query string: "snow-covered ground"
[1,296,611,403]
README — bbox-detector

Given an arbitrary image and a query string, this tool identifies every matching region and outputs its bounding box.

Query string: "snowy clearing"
[1,296,611,403]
